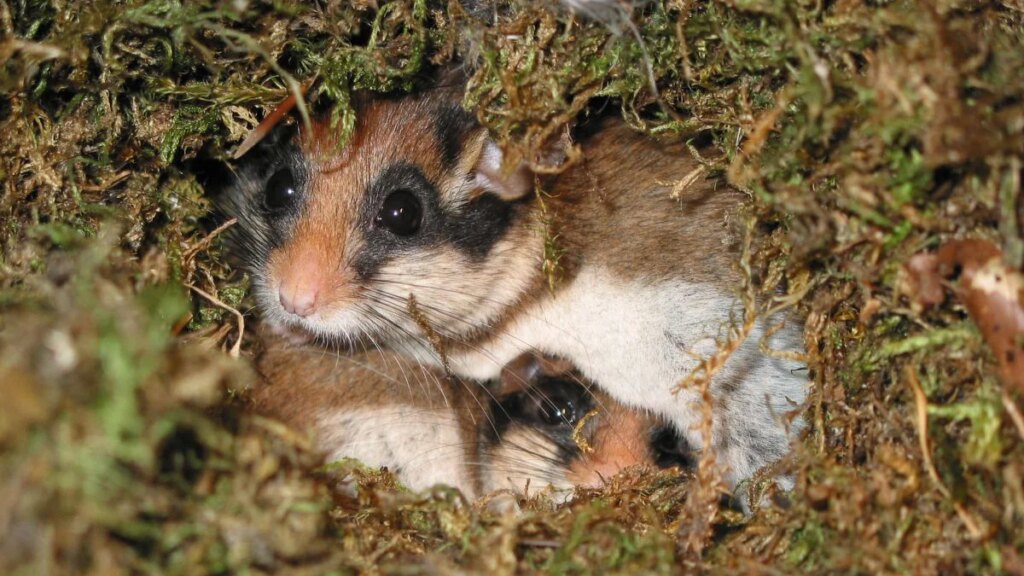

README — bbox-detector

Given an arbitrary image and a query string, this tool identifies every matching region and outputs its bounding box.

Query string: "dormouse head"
[479,353,695,499]
[221,89,542,349]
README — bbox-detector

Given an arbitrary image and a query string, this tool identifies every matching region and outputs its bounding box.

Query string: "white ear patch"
[473,140,533,201]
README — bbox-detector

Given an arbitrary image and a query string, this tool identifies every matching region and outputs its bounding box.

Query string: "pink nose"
[279,286,319,317]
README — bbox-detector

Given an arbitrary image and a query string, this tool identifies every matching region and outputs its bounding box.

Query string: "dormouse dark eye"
[538,395,576,426]
[264,168,298,212]
[530,383,585,427]
[375,189,422,236]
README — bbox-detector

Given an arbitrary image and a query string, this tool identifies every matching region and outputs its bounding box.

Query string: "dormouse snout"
[270,238,350,319]
[565,404,655,489]
[279,282,320,317]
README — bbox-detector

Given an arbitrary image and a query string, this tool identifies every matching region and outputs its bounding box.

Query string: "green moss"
[929,381,1004,468]
[785,521,826,568]
[160,105,223,164]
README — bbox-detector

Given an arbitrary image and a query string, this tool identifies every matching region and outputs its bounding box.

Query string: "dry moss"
[1,0,1023,573]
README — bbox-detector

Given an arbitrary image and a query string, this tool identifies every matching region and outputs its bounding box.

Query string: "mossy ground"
[1,0,1022,573]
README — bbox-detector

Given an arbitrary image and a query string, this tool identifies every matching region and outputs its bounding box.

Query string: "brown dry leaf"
[908,239,1024,393]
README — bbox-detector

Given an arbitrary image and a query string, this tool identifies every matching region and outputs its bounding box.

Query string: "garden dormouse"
[223,84,807,501]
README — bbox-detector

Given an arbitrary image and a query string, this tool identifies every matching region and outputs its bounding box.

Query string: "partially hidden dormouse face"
[222,90,542,348]
[482,354,695,499]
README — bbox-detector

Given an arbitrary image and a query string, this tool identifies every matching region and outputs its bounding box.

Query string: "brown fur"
[441,117,746,358]
[548,120,744,285]
[252,334,485,431]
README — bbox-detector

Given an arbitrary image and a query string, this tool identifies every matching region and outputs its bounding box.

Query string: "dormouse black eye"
[531,383,584,427]
[538,395,576,426]
[375,189,422,236]
[264,168,298,212]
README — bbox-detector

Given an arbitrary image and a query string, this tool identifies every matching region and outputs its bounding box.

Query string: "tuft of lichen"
[1,0,1023,573]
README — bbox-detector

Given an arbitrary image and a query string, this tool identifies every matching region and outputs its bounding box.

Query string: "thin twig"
[407,294,451,377]
[571,409,599,455]
[186,283,245,358]
[518,539,561,548]
[78,170,130,193]
[182,218,237,264]
[1002,389,1024,443]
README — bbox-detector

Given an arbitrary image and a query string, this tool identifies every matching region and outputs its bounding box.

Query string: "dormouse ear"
[497,353,542,397]
[465,136,534,201]
[497,352,576,397]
